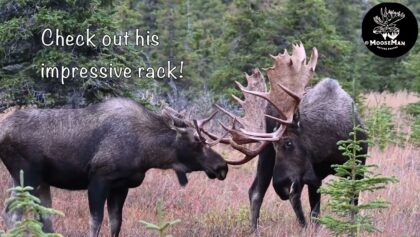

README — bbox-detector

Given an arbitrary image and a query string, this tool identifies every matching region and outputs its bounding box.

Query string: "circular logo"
[362,2,418,58]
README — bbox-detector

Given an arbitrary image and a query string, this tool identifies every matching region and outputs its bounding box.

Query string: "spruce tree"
[0,0,143,108]
[2,170,64,237]
[208,0,280,98]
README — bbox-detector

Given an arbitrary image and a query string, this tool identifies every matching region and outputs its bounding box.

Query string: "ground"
[0,91,419,236]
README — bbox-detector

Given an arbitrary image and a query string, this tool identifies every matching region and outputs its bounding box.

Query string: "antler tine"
[224,141,271,165]
[218,119,260,145]
[277,83,302,103]
[308,47,318,72]
[238,124,286,141]
[231,95,244,105]
[215,104,246,128]
[163,106,185,119]
[205,131,230,147]
[199,129,231,145]
[239,86,289,121]
[193,119,207,143]
[218,69,268,132]
[163,106,177,113]
[193,110,232,145]
[195,110,218,128]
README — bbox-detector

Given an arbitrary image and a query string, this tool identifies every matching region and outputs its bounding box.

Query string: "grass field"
[0,91,419,237]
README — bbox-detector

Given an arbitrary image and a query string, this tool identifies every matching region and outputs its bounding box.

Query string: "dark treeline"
[0,0,419,110]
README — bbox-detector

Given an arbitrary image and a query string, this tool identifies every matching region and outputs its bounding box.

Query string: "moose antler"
[216,68,268,133]
[192,69,268,148]
[243,43,317,125]
[162,105,226,147]
[199,43,318,165]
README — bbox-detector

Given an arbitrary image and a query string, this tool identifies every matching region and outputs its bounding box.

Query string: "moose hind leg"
[37,183,54,232]
[88,178,110,237]
[107,187,129,237]
[249,145,275,231]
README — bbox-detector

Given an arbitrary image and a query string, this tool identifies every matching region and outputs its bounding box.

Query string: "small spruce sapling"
[2,170,64,237]
[139,199,181,237]
[318,104,398,237]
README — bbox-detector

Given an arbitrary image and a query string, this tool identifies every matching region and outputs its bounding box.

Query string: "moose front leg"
[308,184,321,223]
[107,187,129,237]
[249,145,275,231]
[88,178,110,237]
[289,181,306,227]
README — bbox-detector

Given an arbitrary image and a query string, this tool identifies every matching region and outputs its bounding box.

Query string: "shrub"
[402,102,420,144]
[364,105,396,150]
[409,118,420,144]
[402,102,420,117]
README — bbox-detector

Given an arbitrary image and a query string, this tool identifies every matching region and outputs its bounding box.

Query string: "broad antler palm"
[197,43,318,165]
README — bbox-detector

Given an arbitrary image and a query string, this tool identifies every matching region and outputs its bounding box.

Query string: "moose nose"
[273,177,292,200]
[215,162,228,180]
[218,168,227,180]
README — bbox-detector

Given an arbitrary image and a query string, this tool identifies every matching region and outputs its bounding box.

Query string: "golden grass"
[364,90,419,109]
[0,91,419,236]
[1,143,418,237]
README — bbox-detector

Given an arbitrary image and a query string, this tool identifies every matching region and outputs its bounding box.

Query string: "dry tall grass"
[0,91,419,236]
[364,90,419,109]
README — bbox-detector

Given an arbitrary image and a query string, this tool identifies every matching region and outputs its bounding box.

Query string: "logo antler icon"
[373,7,405,40]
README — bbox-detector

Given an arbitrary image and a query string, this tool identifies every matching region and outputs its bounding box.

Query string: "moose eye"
[283,140,294,150]
[194,135,206,145]
[192,137,203,149]
[194,136,201,143]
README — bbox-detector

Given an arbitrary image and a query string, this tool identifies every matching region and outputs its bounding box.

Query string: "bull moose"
[0,98,228,237]
[197,43,367,229]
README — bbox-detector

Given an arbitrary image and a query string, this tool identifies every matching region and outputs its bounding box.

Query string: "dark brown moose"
[198,43,367,229]
[0,98,228,237]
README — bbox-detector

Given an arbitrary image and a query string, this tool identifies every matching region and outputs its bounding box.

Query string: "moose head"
[160,106,229,185]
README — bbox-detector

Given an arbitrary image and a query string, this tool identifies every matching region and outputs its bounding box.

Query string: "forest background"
[0,0,419,112]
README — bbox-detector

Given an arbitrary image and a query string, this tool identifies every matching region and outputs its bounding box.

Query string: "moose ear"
[175,171,189,186]
[162,110,176,128]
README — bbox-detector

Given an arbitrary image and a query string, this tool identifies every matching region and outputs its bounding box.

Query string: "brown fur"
[0,98,228,237]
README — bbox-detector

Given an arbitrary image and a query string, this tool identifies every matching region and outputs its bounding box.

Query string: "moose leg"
[249,145,275,231]
[88,178,110,237]
[37,183,54,232]
[107,187,129,237]
[289,181,306,227]
[308,184,321,223]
